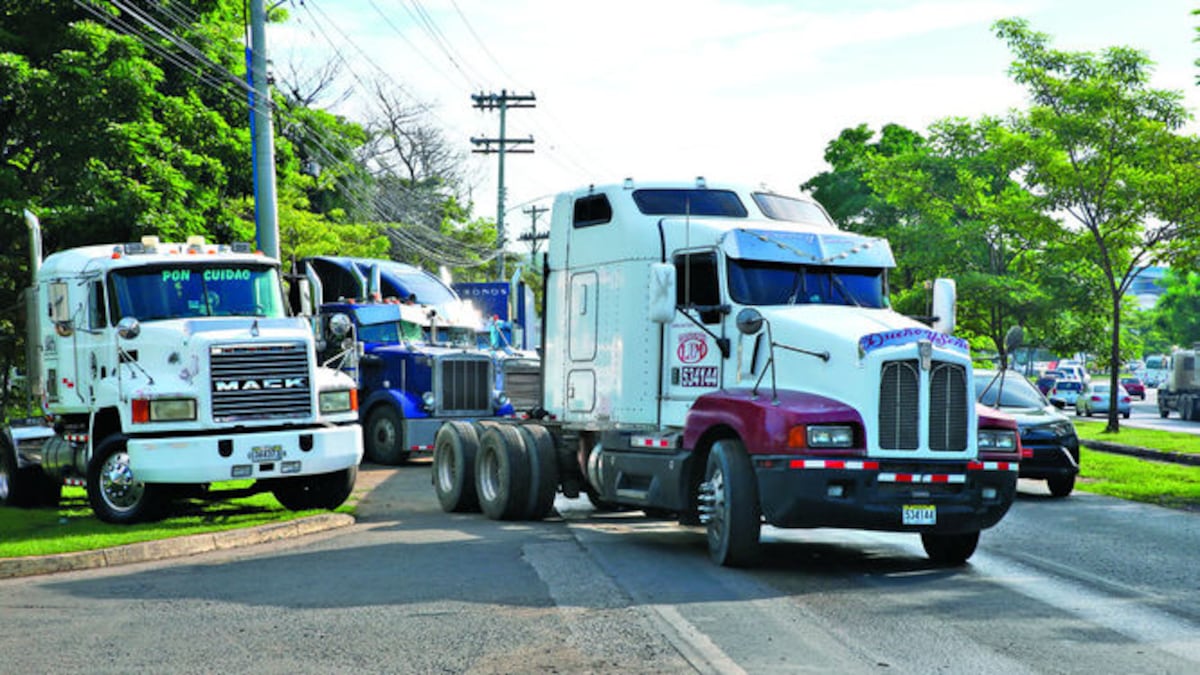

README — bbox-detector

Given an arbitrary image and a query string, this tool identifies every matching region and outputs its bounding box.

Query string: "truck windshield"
[726,259,887,308]
[111,265,286,320]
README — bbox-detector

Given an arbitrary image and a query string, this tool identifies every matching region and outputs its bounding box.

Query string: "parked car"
[1035,370,1062,394]
[975,369,1080,497]
[1056,364,1090,382]
[1048,379,1084,408]
[1120,375,1146,400]
[1075,381,1132,418]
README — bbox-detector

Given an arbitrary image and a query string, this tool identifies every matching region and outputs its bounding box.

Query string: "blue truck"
[453,280,543,416]
[298,257,514,465]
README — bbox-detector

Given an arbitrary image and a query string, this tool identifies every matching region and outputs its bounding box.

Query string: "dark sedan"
[975,369,1080,497]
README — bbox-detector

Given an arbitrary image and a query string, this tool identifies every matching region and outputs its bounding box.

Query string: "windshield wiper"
[830,274,862,307]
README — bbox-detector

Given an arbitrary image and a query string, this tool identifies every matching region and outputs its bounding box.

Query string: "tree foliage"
[804,18,1200,432]
[0,0,491,383]
[994,17,1200,430]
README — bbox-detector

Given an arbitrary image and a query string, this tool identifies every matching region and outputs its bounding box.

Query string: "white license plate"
[902,504,936,525]
[248,445,284,463]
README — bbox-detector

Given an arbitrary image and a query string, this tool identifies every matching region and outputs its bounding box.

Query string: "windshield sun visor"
[721,229,896,268]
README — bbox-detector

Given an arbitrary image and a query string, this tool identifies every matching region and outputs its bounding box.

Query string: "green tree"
[1150,270,1200,348]
[994,17,1200,431]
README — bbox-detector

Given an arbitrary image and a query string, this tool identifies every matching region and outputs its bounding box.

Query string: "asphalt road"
[2,463,1199,673]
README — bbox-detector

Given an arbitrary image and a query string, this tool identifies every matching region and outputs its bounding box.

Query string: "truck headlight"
[494,392,510,409]
[132,398,197,423]
[792,425,854,448]
[422,391,436,411]
[319,389,357,414]
[978,429,1018,451]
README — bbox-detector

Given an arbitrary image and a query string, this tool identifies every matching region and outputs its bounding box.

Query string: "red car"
[1121,376,1146,400]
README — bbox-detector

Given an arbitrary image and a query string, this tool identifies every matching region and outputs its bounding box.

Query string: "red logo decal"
[677,336,708,364]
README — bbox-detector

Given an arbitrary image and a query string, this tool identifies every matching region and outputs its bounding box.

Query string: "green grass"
[0,484,354,558]
[1072,420,1200,455]
[1069,421,1200,509]
[1077,448,1200,510]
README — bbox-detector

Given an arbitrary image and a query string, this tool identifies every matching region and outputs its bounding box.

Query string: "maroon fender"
[683,388,865,455]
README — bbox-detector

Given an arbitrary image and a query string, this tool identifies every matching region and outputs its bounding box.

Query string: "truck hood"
[755,304,936,363]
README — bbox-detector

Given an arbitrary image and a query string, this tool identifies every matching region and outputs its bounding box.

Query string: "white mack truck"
[0,211,363,524]
[432,179,1020,567]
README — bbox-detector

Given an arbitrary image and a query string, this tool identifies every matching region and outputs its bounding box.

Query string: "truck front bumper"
[753,457,1018,534]
[127,424,363,483]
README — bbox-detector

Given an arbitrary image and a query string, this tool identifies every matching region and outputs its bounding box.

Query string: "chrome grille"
[210,343,312,421]
[437,355,493,415]
[879,360,919,450]
[502,359,542,411]
[929,362,968,451]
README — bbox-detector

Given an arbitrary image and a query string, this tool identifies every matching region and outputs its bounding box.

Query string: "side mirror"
[116,316,140,340]
[1004,325,1024,353]
[931,278,956,335]
[735,308,764,335]
[648,263,676,323]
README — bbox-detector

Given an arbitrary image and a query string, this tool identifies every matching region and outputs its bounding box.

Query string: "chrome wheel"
[98,449,144,514]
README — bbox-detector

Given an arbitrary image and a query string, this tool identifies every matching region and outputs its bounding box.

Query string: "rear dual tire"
[476,425,531,520]
[0,436,58,507]
[433,422,558,521]
[433,421,480,513]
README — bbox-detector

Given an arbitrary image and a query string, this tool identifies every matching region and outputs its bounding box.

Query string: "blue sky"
[272,0,1200,242]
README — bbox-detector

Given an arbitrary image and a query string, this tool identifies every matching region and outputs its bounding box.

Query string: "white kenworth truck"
[432,178,1021,567]
[0,212,363,524]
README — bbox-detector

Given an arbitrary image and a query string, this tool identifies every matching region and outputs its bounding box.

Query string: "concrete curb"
[0,513,355,580]
[1081,439,1200,466]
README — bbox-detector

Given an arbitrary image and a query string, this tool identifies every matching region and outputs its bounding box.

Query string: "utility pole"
[517,204,549,264]
[248,0,279,259]
[471,90,535,280]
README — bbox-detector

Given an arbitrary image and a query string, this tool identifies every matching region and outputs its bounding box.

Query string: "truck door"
[567,271,598,412]
[42,280,90,409]
[662,250,723,422]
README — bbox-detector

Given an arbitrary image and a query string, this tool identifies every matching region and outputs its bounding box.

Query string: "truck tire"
[365,406,411,465]
[475,425,530,520]
[920,531,979,566]
[0,435,35,507]
[1160,403,1170,419]
[272,466,357,511]
[518,424,558,520]
[703,439,761,567]
[1047,475,1075,498]
[87,435,162,524]
[433,421,480,513]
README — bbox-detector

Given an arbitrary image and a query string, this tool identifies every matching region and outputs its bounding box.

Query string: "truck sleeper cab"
[432,179,1019,567]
